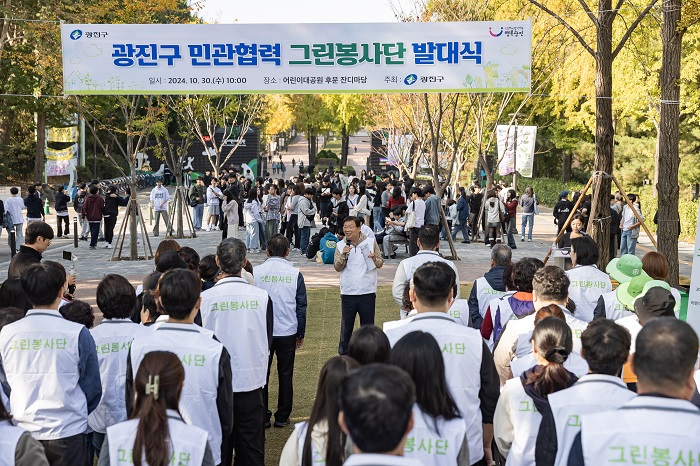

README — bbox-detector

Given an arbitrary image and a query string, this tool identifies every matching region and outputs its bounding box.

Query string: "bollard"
[9,230,16,257]
[73,217,79,248]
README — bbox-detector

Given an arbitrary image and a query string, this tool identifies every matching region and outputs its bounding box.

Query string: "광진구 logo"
[70,30,83,40]
[404,74,418,86]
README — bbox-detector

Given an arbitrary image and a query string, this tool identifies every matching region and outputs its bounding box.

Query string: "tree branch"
[612,0,660,59]
[576,0,599,26]
[529,0,595,56]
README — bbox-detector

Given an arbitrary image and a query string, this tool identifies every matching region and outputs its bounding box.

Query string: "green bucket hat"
[606,254,647,284]
[616,275,652,310]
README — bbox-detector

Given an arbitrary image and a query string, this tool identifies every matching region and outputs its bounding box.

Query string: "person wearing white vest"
[88,274,152,459]
[384,262,500,466]
[494,317,579,466]
[99,351,215,466]
[334,216,383,355]
[536,318,635,466]
[0,261,101,466]
[388,331,470,465]
[338,364,423,466]
[565,236,612,323]
[391,225,459,315]
[254,234,308,429]
[567,319,700,465]
[199,238,273,466]
[127,269,233,466]
[494,266,588,386]
[0,399,50,465]
[467,244,511,329]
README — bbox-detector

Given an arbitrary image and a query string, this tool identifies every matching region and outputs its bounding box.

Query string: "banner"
[496,125,537,178]
[47,126,79,143]
[685,203,700,336]
[60,22,531,94]
[45,144,78,176]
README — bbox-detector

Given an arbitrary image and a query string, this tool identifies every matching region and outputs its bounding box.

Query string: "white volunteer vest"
[565,265,612,323]
[448,299,470,327]
[88,319,151,433]
[548,375,635,466]
[0,309,87,440]
[400,251,460,300]
[130,324,224,465]
[337,236,378,295]
[504,378,541,466]
[599,290,633,321]
[200,276,270,392]
[1,388,8,413]
[107,411,208,466]
[254,257,301,337]
[489,291,517,350]
[512,311,587,358]
[475,277,506,318]
[580,397,700,464]
[403,404,467,466]
[615,315,642,353]
[0,421,24,466]
[510,352,589,379]
[294,421,325,466]
[384,312,484,465]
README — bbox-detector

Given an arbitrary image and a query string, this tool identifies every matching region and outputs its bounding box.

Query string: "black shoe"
[461,240,470,244]
[389,254,396,259]
[79,236,87,241]
[274,420,290,428]
[264,421,272,429]
[382,254,389,259]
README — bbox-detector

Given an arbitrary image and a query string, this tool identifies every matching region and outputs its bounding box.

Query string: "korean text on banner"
[496,125,537,178]
[60,22,532,95]
[45,144,78,177]
[47,126,79,143]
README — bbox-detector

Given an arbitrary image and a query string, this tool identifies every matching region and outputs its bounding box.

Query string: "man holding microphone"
[334,216,383,355]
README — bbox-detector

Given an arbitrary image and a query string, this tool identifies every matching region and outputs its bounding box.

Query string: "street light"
[508,112,524,193]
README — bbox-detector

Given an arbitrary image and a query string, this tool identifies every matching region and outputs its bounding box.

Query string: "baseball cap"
[606,254,648,284]
[560,190,569,199]
[616,275,652,310]
[634,285,677,323]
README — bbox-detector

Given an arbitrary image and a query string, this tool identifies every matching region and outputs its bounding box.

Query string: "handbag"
[189,198,198,207]
[533,195,540,215]
[405,201,416,229]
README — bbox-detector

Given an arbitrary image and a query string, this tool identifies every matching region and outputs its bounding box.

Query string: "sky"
[198,0,414,24]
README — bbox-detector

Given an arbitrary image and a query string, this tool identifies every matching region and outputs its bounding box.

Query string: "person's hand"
[67,274,76,286]
[296,338,304,349]
[368,251,376,260]
[343,245,351,254]
[483,445,493,465]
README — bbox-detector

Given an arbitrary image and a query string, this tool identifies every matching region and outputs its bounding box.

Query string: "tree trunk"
[34,112,46,182]
[657,0,682,287]
[308,128,317,166]
[129,169,138,260]
[587,6,615,270]
[562,151,572,182]
[341,124,349,167]
[479,154,493,187]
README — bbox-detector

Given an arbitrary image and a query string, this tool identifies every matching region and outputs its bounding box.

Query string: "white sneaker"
[528,238,533,242]
[105,243,112,249]
[521,236,525,242]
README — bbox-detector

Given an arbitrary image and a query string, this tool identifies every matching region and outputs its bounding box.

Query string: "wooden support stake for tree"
[111,200,131,261]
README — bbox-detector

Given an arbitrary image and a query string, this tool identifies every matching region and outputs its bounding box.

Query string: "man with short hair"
[149,178,171,236]
[24,185,43,223]
[0,261,101,466]
[468,244,511,329]
[199,238,273,466]
[82,185,104,250]
[536,319,635,465]
[384,262,500,466]
[494,265,588,385]
[127,269,233,466]
[5,186,25,251]
[334,216,383,355]
[339,364,421,465]
[391,225,459,315]
[8,221,55,279]
[254,234,307,429]
[567,319,700,465]
[189,176,206,231]
[423,185,441,228]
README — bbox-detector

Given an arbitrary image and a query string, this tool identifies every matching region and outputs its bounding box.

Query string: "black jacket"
[553,199,574,231]
[104,193,129,217]
[8,245,42,279]
[73,191,86,213]
[55,192,70,213]
[24,193,43,219]
[468,265,507,329]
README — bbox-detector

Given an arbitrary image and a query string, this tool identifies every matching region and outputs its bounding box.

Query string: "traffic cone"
[44,199,50,215]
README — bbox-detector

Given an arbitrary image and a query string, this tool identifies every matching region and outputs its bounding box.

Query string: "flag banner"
[45,144,78,176]
[496,125,537,178]
[47,126,79,143]
[61,22,531,95]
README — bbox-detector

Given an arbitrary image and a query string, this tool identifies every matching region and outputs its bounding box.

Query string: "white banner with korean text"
[45,144,78,177]
[60,22,531,95]
[496,125,537,178]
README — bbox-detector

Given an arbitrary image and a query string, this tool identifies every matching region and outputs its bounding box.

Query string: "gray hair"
[491,244,512,266]
[216,238,247,275]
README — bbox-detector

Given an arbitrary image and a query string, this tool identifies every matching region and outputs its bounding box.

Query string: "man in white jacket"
[149,179,171,236]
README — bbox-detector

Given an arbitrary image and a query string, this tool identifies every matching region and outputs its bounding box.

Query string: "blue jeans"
[246,222,260,250]
[521,213,534,240]
[300,226,310,253]
[192,204,204,229]
[373,206,384,232]
[451,218,469,241]
[620,230,637,255]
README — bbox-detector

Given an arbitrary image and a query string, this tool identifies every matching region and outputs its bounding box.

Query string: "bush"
[316,149,340,163]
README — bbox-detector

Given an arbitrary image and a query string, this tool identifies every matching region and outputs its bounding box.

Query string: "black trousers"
[41,433,90,466]
[104,215,117,244]
[56,215,69,237]
[89,221,100,247]
[263,334,297,423]
[338,293,376,355]
[408,227,419,256]
[221,388,265,466]
[286,214,300,248]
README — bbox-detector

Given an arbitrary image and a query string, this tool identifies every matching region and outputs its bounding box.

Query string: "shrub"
[316,149,340,163]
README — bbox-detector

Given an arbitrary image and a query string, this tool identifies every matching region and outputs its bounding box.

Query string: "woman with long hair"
[279,356,360,466]
[641,251,682,314]
[350,184,370,225]
[221,188,239,240]
[243,186,263,253]
[98,351,213,466]
[344,184,359,212]
[388,331,470,465]
[387,184,405,210]
[494,317,578,466]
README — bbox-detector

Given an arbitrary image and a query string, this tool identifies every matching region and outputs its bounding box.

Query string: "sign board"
[496,125,537,178]
[60,22,532,94]
[45,144,78,177]
[685,202,700,337]
[47,126,79,143]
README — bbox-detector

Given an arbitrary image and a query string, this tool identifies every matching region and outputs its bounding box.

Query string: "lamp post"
[508,112,524,193]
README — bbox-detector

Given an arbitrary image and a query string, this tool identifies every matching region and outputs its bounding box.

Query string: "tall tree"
[528,0,660,268]
[324,94,367,166]
[285,94,333,165]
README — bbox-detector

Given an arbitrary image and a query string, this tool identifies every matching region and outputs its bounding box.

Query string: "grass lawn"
[263,283,473,465]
